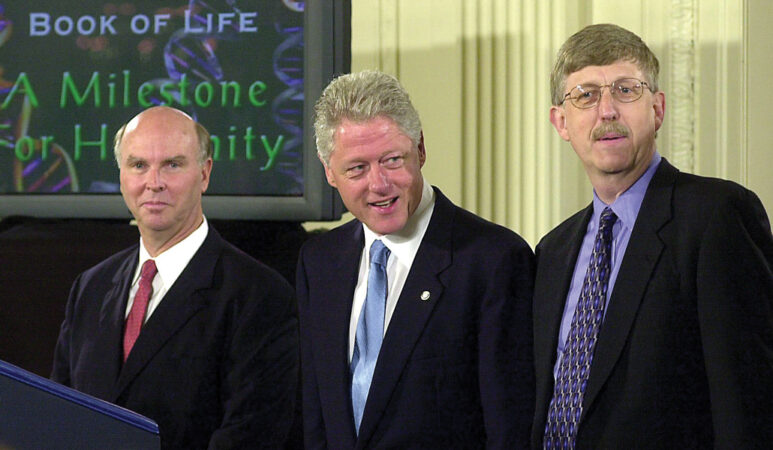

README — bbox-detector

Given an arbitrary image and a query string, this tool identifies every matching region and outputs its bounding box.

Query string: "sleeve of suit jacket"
[50,272,84,387]
[696,187,773,447]
[476,232,536,449]
[296,247,327,449]
[207,259,300,449]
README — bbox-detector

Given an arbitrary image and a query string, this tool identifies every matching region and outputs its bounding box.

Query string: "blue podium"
[0,359,160,448]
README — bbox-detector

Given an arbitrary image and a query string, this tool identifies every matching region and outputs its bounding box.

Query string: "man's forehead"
[334,117,405,144]
[120,130,198,162]
[566,61,644,84]
[122,118,196,148]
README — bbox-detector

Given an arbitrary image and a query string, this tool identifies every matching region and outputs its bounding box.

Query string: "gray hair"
[550,23,660,106]
[313,70,422,165]
[113,109,213,166]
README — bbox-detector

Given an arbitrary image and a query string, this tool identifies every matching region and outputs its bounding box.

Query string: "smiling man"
[532,24,773,448]
[52,106,299,449]
[297,70,536,449]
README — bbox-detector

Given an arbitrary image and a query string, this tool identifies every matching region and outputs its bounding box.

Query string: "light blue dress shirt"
[554,152,662,377]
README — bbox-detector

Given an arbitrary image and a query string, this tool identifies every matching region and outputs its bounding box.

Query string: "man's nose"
[146,168,165,191]
[368,164,390,191]
[597,88,619,121]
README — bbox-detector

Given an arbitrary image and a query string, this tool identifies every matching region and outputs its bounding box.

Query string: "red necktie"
[123,259,157,361]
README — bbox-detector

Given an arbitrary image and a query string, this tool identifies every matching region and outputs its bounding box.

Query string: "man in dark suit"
[52,106,299,449]
[533,24,773,449]
[297,70,535,449]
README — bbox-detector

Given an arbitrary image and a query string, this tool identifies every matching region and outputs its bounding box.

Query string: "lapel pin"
[420,291,431,301]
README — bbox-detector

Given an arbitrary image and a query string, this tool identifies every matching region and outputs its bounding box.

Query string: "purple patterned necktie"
[544,207,617,449]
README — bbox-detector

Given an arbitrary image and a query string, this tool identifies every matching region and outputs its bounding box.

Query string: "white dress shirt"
[348,180,435,362]
[124,217,209,323]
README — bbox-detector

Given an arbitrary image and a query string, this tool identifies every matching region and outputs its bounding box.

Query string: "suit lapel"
[533,206,592,435]
[89,249,138,399]
[581,160,677,417]
[112,228,222,401]
[356,189,453,447]
[312,221,364,445]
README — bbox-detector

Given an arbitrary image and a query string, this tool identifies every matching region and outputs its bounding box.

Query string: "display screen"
[1,0,306,195]
[0,1,347,220]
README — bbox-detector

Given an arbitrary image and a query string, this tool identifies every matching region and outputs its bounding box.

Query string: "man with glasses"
[532,24,773,449]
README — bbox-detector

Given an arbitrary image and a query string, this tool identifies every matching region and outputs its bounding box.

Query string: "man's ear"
[653,91,666,132]
[200,158,213,193]
[549,106,571,142]
[417,131,426,167]
[319,154,336,188]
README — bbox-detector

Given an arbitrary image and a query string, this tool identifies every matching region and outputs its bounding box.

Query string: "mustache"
[592,122,630,141]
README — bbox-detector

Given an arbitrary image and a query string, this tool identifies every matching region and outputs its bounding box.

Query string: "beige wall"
[305,0,773,247]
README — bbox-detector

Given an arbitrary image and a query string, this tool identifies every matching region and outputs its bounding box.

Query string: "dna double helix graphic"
[0,5,79,193]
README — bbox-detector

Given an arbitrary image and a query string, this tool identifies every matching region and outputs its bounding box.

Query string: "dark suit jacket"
[52,226,299,449]
[532,159,773,449]
[297,188,535,449]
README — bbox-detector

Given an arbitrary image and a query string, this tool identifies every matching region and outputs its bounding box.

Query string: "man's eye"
[383,157,403,168]
[346,165,365,176]
[133,162,145,169]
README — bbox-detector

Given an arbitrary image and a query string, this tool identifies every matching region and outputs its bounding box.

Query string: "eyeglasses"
[560,78,653,109]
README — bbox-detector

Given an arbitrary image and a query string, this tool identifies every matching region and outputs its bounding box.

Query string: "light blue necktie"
[351,239,390,434]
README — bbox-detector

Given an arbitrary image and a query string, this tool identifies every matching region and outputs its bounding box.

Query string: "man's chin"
[363,215,407,236]
[136,216,172,233]
[593,154,635,174]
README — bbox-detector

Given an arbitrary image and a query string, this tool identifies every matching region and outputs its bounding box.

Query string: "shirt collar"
[592,151,662,226]
[135,217,209,285]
